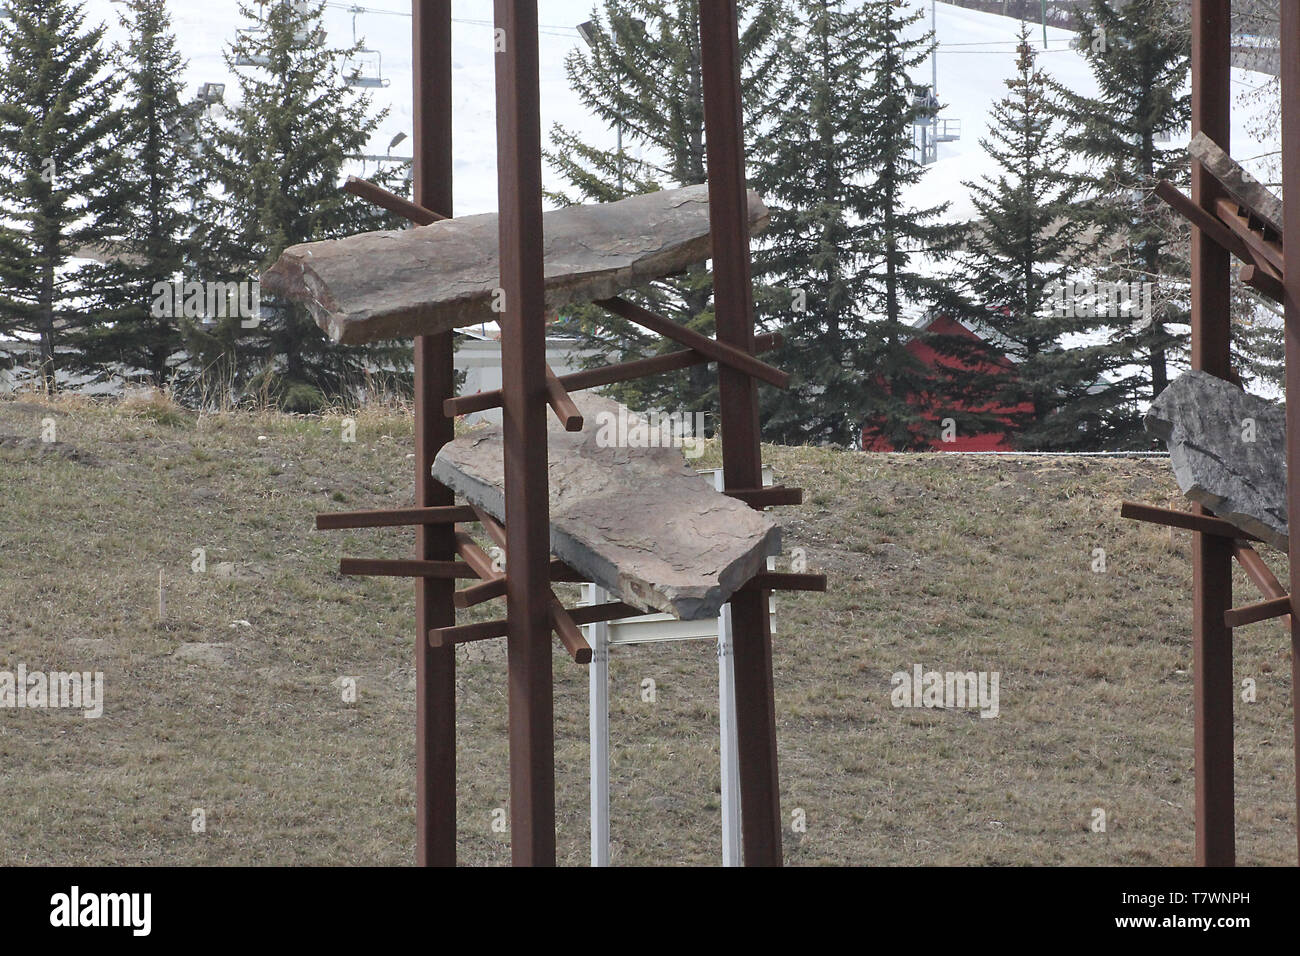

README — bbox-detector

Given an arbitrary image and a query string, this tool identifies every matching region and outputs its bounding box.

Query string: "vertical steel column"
[1189,0,1234,867]
[412,0,457,868]
[1280,0,1300,867]
[698,0,783,866]
[494,0,555,867]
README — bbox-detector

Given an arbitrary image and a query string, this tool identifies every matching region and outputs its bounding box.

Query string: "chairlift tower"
[912,0,960,166]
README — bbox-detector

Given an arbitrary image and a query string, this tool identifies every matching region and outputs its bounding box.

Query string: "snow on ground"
[78,0,615,216]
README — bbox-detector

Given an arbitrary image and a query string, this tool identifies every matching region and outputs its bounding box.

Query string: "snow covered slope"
[62,0,1282,220]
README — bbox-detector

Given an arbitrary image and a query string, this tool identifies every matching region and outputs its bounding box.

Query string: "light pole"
[578,17,645,197]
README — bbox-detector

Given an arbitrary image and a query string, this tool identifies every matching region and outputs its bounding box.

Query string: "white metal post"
[586,467,768,865]
[718,601,742,865]
[587,582,611,866]
[712,468,743,865]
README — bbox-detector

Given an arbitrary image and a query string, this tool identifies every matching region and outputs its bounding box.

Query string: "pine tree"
[751,0,896,445]
[854,0,964,450]
[192,0,409,411]
[67,0,202,387]
[1052,0,1191,427]
[545,0,783,416]
[956,29,1133,450]
[0,0,127,385]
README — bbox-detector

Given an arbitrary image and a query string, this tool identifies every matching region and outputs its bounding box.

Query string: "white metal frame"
[586,466,773,866]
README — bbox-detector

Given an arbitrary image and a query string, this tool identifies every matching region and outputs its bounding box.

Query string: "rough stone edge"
[431,451,782,621]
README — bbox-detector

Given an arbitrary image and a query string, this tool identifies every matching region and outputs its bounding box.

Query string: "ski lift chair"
[344,48,389,89]
[343,6,390,88]
[234,27,270,68]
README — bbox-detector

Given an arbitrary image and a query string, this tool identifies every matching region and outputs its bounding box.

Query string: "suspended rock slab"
[1189,131,1284,235]
[432,394,781,621]
[1145,370,1288,549]
[260,184,770,345]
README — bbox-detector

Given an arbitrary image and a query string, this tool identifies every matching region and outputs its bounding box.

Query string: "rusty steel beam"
[454,530,503,581]
[443,332,782,418]
[1230,542,1292,628]
[595,296,790,388]
[1224,595,1292,629]
[494,0,555,867]
[411,0,458,868]
[453,560,597,610]
[725,486,804,508]
[1154,181,1285,307]
[341,557,478,579]
[315,505,476,531]
[344,175,444,226]
[455,576,508,609]
[544,366,584,431]
[429,618,512,648]
[1239,264,1285,304]
[739,572,827,594]
[469,507,507,550]
[1213,197,1285,273]
[1120,501,1261,541]
[471,508,591,664]
[1189,0,1235,868]
[547,596,594,664]
[1281,0,1300,866]
[1156,180,1254,263]
[699,0,784,867]
[429,599,645,648]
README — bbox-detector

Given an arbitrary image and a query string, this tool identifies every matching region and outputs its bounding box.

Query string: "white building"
[454,326,606,424]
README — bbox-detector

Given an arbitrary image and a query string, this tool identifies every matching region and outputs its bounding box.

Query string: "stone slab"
[261,184,769,345]
[432,394,781,620]
[1145,369,1288,549]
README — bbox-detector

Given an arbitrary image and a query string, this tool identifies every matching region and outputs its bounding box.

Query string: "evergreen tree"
[545,0,783,416]
[0,0,127,385]
[68,0,202,387]
[854,0,965,450]
[751,0,895,445]
[1052,0,1191,427]
[957,29,1133,450]
[192,0,409,411]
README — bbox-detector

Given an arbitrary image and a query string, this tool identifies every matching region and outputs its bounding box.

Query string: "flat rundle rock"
[261,184,770,345]
[432,394,781,621]
[1145,370,1288,548]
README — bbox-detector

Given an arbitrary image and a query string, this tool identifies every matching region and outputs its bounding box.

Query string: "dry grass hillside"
[0,392,1294,865]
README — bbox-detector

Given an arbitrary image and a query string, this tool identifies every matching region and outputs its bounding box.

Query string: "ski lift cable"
[319,1,579,36]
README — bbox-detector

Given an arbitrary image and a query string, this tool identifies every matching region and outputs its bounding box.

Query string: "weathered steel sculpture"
[1121,0,1300,866]
[275,0,825,866]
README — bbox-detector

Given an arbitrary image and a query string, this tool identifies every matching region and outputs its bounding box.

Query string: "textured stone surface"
[432,394,781,620]
[1145,370,1288,548]
[261,184,769,345]
[1189,131,1284,235]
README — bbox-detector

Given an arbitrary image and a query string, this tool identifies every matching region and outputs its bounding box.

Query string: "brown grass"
[0,395,1294,865]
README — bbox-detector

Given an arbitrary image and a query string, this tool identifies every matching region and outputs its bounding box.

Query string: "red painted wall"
[860,315,1032,451]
